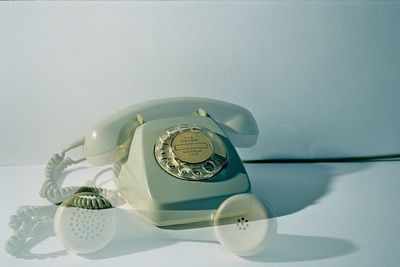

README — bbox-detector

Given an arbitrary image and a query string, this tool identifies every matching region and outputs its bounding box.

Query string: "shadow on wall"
[246,161,371,217]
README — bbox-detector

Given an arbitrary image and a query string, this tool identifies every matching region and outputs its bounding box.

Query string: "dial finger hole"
[166,160,177,169]
[203,161,216,173]
[178,166,191,175]
[192,169,203,177]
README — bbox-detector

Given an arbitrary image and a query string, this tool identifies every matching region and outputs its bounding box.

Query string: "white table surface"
[1,161,399,266]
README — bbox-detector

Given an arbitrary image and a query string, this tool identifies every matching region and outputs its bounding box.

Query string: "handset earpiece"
[213,194,273,256]
[162,194,274,256]
[53,192,117,254]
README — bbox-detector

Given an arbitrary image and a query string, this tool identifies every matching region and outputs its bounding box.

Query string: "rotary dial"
[154,125,227,181]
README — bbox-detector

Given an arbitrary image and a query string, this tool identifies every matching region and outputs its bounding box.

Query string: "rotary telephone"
[38,97,274,256]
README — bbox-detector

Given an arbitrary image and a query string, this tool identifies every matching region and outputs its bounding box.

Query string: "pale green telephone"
[39,97,273,256]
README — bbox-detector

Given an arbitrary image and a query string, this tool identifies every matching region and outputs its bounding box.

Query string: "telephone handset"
[39,97,274,256]
[83,97,259,165]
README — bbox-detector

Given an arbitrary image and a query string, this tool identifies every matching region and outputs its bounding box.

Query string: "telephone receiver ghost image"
[54,194,276,256]
[38,97,276,256]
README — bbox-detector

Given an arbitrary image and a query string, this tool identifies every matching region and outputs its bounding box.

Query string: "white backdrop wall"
[1,1,399,165]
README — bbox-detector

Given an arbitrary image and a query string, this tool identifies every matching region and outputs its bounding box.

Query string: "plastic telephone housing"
[115,114,251,226]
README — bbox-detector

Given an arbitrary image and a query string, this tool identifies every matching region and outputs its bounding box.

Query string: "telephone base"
[114,115,251,226]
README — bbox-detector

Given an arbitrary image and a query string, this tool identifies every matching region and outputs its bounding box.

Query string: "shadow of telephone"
[38,97,276,256]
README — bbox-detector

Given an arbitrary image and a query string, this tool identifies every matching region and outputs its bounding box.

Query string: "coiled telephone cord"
[39,138,121,209]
